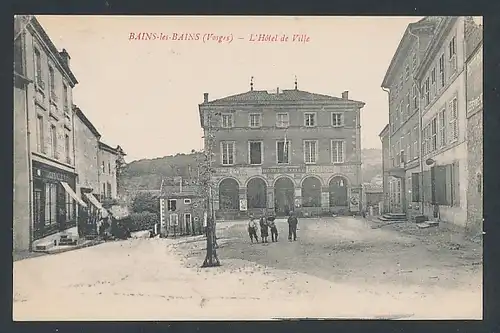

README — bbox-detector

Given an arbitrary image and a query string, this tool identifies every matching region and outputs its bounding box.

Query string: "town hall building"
[198,80,365,219]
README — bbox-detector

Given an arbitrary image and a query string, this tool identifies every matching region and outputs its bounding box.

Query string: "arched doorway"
[274,177,294,216]
[301,176,321,207]
[329,176,348,207]
[219,178,239,210]
[247,178,267,209]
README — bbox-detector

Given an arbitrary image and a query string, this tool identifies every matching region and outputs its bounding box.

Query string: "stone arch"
[273,176,295,216]
[328,175,349,207]
[217,176,241,187]
[218,178,239,210]
[245,176,269,187]
[272,174,296,188]
[327,174,351,188]
[299,174,324,187]
[301,176,322,208]
[246,177,267,209]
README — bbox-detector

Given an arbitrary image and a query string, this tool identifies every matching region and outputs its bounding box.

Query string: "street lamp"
[201,109,221,268]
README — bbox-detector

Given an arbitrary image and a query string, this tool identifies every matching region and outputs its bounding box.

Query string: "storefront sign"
[33,167,72,183]
[466,45,483,116]
[307,165,353,174]
[262,166,306,174]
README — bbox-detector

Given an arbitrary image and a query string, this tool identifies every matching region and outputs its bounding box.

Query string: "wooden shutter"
[445,164,453,206]
[453,162,460,206]
[430,167,436,204]
[434,166,447,205]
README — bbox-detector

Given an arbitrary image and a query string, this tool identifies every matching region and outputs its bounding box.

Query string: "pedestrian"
[287,211,298,241]
[260,215,269,243]
[247,217,259,243]
[267,215,278,242]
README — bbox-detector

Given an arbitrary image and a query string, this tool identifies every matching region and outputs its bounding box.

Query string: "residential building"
[380,17,442,218]
[465,17,483,234]
[98,142,125,200]
[198,81,365,219]
[13,16,86,251]
[74,105,101,198]
[415,17,469,227]
[379,124,390,213]
[159,178,205,237]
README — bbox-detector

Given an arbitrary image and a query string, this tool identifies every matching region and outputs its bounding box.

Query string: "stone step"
[34,242,54,251]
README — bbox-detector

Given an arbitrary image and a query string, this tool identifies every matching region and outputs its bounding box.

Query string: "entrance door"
[184,213,192,235]
[33,189,43,239]
[274,177,294,216]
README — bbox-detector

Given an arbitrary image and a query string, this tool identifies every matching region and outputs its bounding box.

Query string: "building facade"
[159,181,205,237]
[74,105,101,197]
[381,16,478,228]
[415,17,469,227]
[464,18,483,234]
[380,17,441,218]
[98,142,125,200]
[379,124,390,213]
[198,84,365,219]
[13,16,86,251]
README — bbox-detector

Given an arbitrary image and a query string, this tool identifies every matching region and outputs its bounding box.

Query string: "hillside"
[120,149,382,197]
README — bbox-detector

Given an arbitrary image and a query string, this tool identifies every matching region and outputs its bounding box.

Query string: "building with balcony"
[464,18,483,234]
[198,81,365,219]
[13,16,86,251]
[380,17,441,217]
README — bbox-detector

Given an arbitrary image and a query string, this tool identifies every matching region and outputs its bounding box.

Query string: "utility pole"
[201,109,220,268]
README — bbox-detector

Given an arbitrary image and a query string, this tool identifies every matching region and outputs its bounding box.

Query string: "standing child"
[259,215,269,243]
[248,217,259,243]
[287,211,298,241]
[267,215,278,242]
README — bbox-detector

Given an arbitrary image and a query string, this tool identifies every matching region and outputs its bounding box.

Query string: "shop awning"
[60,182,88,208]
[84,192,104,210]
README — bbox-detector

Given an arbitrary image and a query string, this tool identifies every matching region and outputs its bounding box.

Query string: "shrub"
[122,211,159,232]
[131,192,160,214]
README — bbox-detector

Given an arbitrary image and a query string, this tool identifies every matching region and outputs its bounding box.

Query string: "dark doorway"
[274,177,294,216]
[218,178,239,210]
[329,176,348,207]
[301,176,322,207]
[247,178,267,209]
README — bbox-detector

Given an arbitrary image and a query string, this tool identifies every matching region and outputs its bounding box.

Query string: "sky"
[36,15,423,162]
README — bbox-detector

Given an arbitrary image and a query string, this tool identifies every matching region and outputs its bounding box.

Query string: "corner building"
[198,85,365,219]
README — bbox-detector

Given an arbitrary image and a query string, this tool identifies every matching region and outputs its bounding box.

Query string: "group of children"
[247,212,299,244]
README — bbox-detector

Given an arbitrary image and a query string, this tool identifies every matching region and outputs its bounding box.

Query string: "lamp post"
[201,109,221,268]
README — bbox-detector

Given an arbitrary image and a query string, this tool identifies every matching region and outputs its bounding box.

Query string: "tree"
[131,192,160,215]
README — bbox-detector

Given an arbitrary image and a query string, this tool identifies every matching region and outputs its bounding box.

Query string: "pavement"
[13,216,482,320]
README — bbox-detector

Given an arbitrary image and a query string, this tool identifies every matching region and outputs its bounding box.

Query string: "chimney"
[277,87,280,94]
[59,48,71,67]
[342,91,349,99]
[203,93,209,103]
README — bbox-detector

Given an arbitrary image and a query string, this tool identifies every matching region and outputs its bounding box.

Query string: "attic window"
[184,198,192,204]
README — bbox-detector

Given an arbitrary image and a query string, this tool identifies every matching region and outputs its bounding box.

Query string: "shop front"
[32,161,87,241]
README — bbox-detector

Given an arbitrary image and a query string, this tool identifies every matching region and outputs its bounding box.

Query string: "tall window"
[48,65,55,93]
[424,77,430,105]
[439,54,445,88]
[405,64,410,80]
[406,132,411,162]
[248,141,262,165]
[108,162,111,174]
[431,67,437,96]
[65,133,70,163]
[399,100,404,122]
[413,125,419,159]
[45,183,58,227]
[36,115,44,153]
[221,114,233,128]
[167,199,177,211]
[102,161,105,173]
[449,97,458,142]
[412,53,417,71]
[304,113,316,127]
[412,84,418,109]
[399,74,404,91]
[431,117,437,151]
[63,83,69,112]
[304,140,317,164]
[50,125,57,158]
[221,141,235,165]
[332,113,343,126]
[331,140,344,163]
[276,141,290,164]
[449,36,456,59]
[34,48,42,86]
[102,183,106,197]
[107,182,112,199]
[406,92,410,116]
[249,113,261,128]
[439,108,446,147]
[426,125,431,154]
[276,113,289,128]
